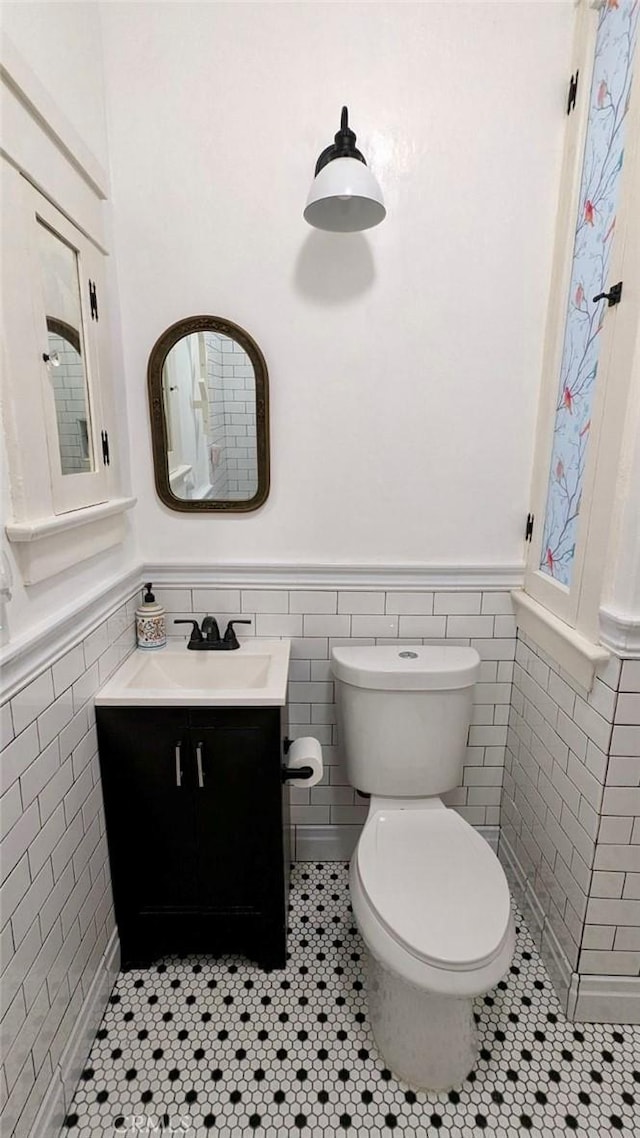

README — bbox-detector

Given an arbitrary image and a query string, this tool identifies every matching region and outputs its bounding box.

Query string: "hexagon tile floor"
[65,862,639,1137]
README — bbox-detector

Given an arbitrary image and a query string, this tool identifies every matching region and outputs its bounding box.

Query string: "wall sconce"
[304,106,386,233]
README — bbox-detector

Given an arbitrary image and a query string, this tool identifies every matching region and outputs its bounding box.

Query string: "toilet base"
[365,950,479,1091]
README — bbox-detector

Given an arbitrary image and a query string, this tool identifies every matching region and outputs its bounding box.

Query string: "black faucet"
[173,617,252,650]
[201,616,220,643]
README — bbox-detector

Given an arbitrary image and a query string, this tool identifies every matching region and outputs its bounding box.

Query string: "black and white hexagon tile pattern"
[66,863,639,1137]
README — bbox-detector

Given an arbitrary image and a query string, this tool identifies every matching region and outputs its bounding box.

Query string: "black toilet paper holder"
[281,765,314,783]
[281,737,314,782]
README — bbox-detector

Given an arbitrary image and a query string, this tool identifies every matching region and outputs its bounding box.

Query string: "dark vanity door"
[189,709,283,912]
[97,707,199,958]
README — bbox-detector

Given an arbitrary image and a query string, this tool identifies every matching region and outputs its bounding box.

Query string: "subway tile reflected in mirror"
[147,315,269,512]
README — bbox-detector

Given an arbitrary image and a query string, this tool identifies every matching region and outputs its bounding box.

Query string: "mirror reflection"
[162,331,258,502]
[147,315,269,513]
[37,220,94,476]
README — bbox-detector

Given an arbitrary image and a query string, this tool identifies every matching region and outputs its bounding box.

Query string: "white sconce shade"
[304,107,386,233]
[304,157,386,233]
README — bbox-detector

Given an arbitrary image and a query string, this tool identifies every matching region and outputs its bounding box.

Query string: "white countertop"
[95,639,291,707]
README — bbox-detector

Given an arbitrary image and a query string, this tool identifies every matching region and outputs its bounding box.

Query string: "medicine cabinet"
[1,163,134,583]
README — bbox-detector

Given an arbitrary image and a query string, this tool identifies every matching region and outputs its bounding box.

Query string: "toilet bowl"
[351,798,515,1089]
[331,644,515,1089]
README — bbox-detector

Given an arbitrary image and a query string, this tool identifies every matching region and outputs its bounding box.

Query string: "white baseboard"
[295,824,362,861]
[294,823,500,863]
[22,1069,65,1138]
[498,831,561,963]
[573,975,640,1024]
[478,825,500,853]
[499,833,546,933]
[30,930,120,1138]
[541,920,575,1013]
[59,928,120,1112]
[497,830,526,891]
[496,833,640,1024]
[523,881,546,942]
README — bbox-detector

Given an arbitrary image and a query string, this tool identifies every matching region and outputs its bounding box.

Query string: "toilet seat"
[356,806,512,975]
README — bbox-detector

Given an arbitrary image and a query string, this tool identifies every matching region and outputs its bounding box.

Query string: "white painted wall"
[0,0,110,170]
[0,2,139,645]
[101,0,575,568]
[602,322,640,620]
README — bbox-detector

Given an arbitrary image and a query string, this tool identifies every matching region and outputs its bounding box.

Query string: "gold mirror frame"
[147,315,270,512]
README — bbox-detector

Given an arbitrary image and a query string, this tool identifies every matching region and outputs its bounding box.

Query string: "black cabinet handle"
[196,742,205,788]
[175,742,183,787]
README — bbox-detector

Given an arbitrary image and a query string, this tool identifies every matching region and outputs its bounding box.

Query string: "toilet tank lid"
[331,645,480,691]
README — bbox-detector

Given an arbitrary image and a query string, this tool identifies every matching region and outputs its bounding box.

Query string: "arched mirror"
[147,315,270,512]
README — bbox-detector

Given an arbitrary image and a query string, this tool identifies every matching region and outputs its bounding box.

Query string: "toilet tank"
[331,646,480,797]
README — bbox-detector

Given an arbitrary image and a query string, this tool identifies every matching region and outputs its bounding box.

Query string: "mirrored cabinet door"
[27,184,109,514]
[37,219,95,476]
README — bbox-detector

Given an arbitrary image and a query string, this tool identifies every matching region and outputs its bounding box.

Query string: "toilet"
[331,644,515,1090]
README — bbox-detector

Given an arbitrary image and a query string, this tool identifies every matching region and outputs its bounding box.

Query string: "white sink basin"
[95,639,291,707]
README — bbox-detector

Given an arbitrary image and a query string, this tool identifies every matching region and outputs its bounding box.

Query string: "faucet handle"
[223,619,252,649]
[174,619,204,644]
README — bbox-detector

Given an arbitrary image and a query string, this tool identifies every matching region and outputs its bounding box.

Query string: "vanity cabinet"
[96,705,289,969]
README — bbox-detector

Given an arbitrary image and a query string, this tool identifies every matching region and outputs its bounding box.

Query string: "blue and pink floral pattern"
[540,0,638,586]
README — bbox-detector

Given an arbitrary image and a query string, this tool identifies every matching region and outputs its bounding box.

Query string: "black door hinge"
[525,513,534,542]
[101,429,110,466]
[567,70,579,114]
[89,280,99,321]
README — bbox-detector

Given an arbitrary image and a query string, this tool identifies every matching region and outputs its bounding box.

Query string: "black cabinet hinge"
[101,429,110,466]
[89,280,99,321]
[567,70,579,114]
[525,513,534,542]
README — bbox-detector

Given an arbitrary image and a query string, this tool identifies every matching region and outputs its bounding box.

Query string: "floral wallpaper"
[540,0,638,586]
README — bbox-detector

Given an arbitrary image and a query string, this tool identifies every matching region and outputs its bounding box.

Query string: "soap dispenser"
[135,582,166,650]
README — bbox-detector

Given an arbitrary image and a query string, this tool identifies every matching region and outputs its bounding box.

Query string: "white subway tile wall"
[586,657,640,978]
[206,333,258,501]
[0,596,137,1137]
[205,333,230,500]
[164,587,517,858]
[47,334,91,476]
[501,629,640,992]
